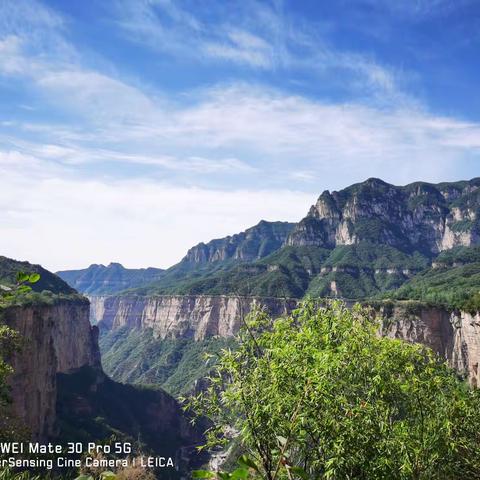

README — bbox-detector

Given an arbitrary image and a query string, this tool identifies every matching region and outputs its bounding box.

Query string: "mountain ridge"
[57,262,165,295]
[60,177,480,302]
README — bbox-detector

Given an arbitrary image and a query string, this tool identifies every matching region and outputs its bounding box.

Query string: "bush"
[188,300,480,479]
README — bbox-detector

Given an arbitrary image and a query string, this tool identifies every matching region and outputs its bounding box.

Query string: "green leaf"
[28,273,40,283]
[100,472,116,480]
[74,476,94,480]
[237,455,259,472]
[289,466,309,479]
[192,471,216,479]
[230,468,249,480]
[16,272,29,283]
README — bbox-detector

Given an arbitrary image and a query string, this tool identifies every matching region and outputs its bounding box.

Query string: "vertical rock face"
[94,294,480,386]
[92,295,297,341]
[381,305,480,387]
[287,178,480,254]
[183,221,296,265]
[3,300,100,439]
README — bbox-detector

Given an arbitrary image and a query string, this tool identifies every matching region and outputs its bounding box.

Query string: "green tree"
[188,300,480,479]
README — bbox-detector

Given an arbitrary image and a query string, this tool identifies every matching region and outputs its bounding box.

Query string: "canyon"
[93,294,480,389]
[1,292,206,475]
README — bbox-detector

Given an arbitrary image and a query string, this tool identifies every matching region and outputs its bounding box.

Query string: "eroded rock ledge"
[92,295,480,386]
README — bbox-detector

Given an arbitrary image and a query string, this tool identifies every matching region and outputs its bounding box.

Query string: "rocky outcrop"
[95,294,480,386]
[288,177,480,254]
[93,294,296,341]
[183,220,295,264]
[3,299,100,440]
[380,304,480,386]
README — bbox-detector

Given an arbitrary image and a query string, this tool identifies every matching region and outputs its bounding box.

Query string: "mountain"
[0,257,205,476]
[92,177,480,399]
[57,262,165,295]
[287,177,480,253]
[127,178,480,300]
[0,256,75,294]
[113,220,296,296]
[183,220,296,264]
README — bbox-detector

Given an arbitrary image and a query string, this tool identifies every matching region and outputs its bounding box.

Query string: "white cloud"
[0,155,313,270]
[112,0,402,96]
[1,0,479,272]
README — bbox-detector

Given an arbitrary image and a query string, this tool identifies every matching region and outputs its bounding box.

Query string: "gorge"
[2,176,480,476]
[0,258,206,478]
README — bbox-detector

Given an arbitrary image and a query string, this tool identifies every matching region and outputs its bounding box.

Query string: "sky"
[1,0,480,271]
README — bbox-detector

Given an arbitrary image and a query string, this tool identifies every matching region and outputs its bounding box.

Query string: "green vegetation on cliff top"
[126,243,429,301]
[383,246,480,312]
[0,257,75,295]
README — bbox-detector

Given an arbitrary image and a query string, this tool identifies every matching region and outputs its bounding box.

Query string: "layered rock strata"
[94,295,480,385]
[3,299,99,439]
[288,177,480,253]
[92,294,297,340]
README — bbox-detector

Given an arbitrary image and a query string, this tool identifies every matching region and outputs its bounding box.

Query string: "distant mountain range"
[59,177,480,309]
[57,262,165,295]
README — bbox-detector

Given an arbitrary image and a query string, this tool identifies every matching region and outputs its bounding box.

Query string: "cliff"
[2,298,100,439]
[92,294,296,341]
[288,177,480,253]
[95,295,480,388]
[183,220,295,265]
[2,296,207,472]
[381,304,480,387]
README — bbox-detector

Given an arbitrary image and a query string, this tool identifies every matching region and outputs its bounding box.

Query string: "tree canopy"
[188,300,480,480]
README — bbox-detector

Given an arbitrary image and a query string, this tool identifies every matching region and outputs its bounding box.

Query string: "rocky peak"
[182,220,296,264]
[288,177,480,254]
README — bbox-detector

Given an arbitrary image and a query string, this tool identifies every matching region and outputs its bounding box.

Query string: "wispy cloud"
[0,15,478,186]
[363,0,476,18]
[112,0,404,97]
[0,0,479,269]
[0,150,312,270]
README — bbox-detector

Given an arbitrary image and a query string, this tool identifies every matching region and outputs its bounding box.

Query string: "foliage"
[384,247,480,312]
[0,468,43,480]
[127,243,430,300]
[0,271,40,305]
[187,301,480,480]
[99,327,235,397]
[75,469,117,480]
[0,257,74,295]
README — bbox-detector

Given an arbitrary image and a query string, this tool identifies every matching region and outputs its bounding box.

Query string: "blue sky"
[1,0,479,270]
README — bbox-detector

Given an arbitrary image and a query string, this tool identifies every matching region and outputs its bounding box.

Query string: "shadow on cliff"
[56,366,209,479]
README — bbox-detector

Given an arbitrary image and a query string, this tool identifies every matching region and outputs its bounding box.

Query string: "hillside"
[384,246,480,311]
[121,178,480,300]
[0,256,75,294]
[57,262,165,295]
